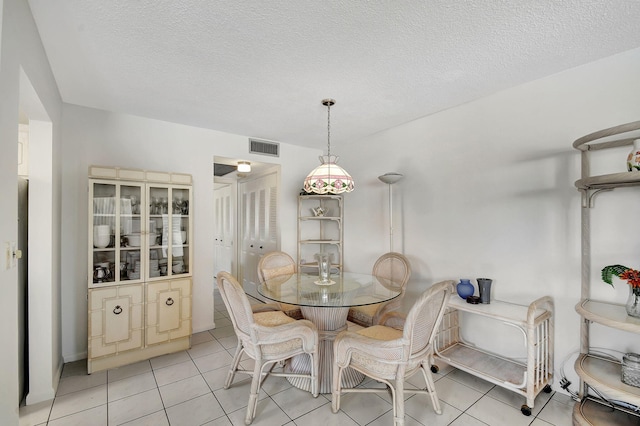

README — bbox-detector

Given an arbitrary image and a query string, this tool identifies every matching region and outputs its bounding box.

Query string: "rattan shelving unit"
[297,195,343,274]
[572,121,640,425]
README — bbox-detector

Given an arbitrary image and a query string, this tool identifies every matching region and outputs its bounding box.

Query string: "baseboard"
[63,350,88,364]
[53,359,63,393]
[25,388,55,405]
[192,322,216,334]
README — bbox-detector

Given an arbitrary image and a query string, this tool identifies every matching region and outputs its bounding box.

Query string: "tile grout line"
[39,300,563,426]
[148,359,172,426]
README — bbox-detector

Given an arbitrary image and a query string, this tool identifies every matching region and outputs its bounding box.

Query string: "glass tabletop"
[257,272,402,308]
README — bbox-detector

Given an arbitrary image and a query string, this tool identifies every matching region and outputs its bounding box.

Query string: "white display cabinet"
[87,166,193,373]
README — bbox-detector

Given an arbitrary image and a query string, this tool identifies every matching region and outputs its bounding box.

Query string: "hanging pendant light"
[303,99,355,194]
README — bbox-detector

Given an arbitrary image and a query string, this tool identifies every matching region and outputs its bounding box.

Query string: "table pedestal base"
[286,306,364,394]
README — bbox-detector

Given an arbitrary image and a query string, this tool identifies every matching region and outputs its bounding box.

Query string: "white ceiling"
[28,0,640,149]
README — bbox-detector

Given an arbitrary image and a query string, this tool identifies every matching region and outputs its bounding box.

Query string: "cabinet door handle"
[259,246,263,249]
[250,244,253,248]
[113,305,123,315]
[166,297,175,306]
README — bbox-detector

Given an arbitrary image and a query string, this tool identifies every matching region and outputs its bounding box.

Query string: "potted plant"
[602,264,640,318]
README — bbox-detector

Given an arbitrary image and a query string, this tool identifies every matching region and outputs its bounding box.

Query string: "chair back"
[217,271,256,339]
[372,252,411,291]
[402,280,454,358]
[258,251,296,289]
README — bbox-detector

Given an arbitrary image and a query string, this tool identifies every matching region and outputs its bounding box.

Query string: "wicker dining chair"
[257,251,304,319]
[216,271,319,425]
[332,280,454,426]
[347,252,412,327]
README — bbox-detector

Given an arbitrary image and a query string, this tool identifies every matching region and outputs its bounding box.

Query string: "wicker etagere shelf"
[573,120,640,425]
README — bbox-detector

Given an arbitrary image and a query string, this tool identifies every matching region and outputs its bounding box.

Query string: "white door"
[239,172,278,299]
[17,177,28,404]
[213,183,234,279]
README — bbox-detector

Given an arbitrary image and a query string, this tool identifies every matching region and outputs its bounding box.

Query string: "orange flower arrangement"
[602,265,640,290]
[602,265,640,317]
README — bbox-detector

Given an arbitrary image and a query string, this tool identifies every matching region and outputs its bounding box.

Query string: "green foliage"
[601,265,631,286]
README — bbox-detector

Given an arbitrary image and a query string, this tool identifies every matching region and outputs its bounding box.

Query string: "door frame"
[237,170,280,299]
[212,158,281,294]
[212,156,282,292]
[213,178,238,278]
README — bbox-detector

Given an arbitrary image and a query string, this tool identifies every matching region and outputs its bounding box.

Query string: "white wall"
[339,47,640,390]
[0,0,63,422]
[60,105,321,361]
[6,1,640,413]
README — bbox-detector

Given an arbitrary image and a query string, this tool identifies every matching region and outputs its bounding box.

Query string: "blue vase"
[456,279,475,299]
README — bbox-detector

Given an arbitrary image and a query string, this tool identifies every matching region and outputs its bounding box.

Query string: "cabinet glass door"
[148,186,169,279]
[119,184,143,282]
[90,180,145,286]
[91,181,117,285]
[148,185,191,279]
[170,186,190,277]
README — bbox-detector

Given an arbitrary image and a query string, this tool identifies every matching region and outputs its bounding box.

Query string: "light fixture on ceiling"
[303,99,355,194]
[237,161,251,173]
[378,172,404,253]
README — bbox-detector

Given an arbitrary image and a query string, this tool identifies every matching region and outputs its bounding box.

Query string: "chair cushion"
[357,325,403,341]
[249,311,307,356]
[343,325,406,377]
[348,303,381,326]
[280,303,304,320]
[253,311,296,327]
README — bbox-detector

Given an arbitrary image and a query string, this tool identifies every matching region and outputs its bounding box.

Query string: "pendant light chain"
[322,98,335,157]
[327,101,331,158]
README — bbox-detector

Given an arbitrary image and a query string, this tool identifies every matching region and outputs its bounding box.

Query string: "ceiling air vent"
[249,139,279,157]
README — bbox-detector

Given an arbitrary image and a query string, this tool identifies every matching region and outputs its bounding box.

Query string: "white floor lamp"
[378,172,404,253]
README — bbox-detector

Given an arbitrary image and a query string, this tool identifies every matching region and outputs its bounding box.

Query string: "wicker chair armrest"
[253,319,318,351]
[372,296,405,325]
[376,311,407,329]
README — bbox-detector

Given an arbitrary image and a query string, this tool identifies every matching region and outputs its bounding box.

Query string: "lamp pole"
[378,172,404,253]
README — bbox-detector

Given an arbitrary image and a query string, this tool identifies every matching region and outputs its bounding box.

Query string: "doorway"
[19,68,56,406]
[213,157,280,301]
[17,123,29,404]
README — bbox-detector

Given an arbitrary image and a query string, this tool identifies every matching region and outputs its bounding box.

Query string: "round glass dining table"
[257,271,401,394]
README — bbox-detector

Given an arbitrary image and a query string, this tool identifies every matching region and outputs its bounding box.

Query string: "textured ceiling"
[28,0,640,149]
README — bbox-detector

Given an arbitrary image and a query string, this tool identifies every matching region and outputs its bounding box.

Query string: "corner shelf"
[297,195,343,272]
[575,299,640,333]
[575,354,640,406]
[573,397,640,425]
[575,171,640,190]
[573,120,640,424]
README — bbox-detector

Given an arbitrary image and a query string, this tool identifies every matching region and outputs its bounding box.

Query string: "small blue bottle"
[456,279,475,299]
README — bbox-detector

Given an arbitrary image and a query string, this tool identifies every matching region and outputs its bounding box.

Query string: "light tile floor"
[20,294,574,426]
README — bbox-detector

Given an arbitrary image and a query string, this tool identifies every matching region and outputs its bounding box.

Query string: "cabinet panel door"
[240,173,278,300]
[104,297,131,344]
[88,285,144,359]
[213,183,234,278]
[157,289,181,332]
[146,279,191,345]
